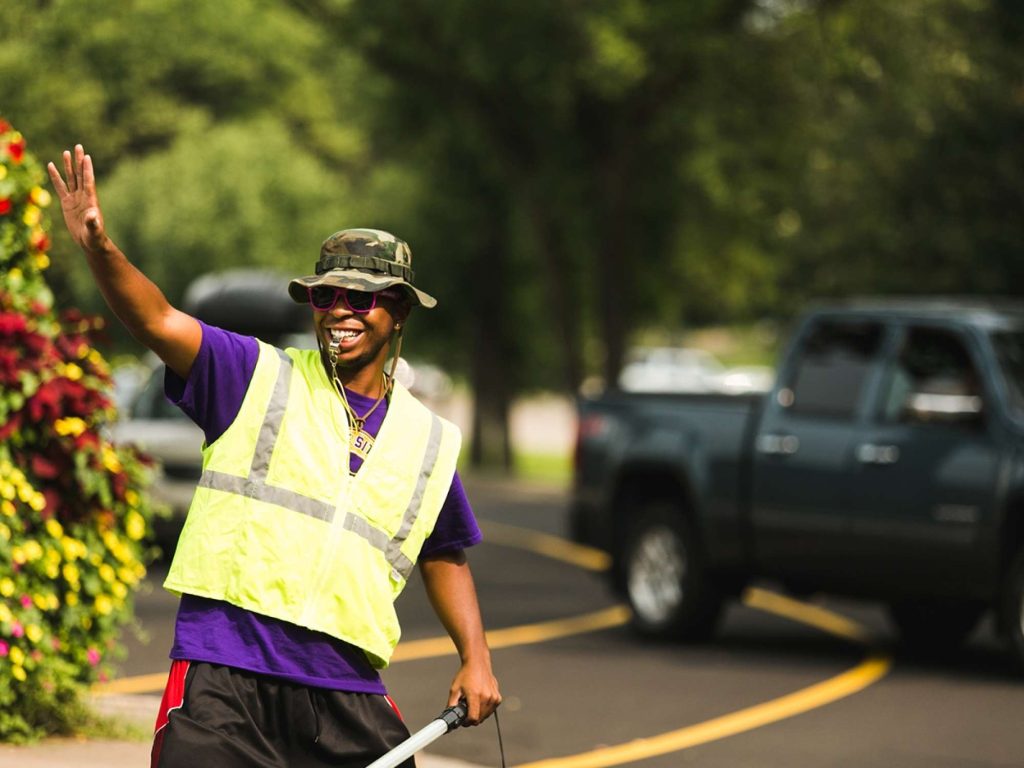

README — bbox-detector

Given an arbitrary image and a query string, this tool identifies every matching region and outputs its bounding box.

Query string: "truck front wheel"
[624,504,722,641]
[1000,547,1024,672]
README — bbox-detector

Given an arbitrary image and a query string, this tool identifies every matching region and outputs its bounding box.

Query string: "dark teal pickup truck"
[571,300,1024,669]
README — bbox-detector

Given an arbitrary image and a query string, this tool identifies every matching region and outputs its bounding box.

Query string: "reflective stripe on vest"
[194,349,443,581]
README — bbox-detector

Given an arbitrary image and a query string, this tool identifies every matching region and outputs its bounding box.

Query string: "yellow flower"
[0,165,6,180]
[63,363,83,382]
[0,578,13,597]
[62,536,87,561]
[117,566,138,585]
[99,564,115,583]
[0,483,14,501]
[0,604,11,623]
[125,511,146,541]
[65,592,79,607]
[11,547,25,565]
[0,523,9,541]
[54,417,87,437]
[81,615,92,630]
[9,646,25,666]
[63,563,80,584]
[6,268,21,281]
[28,493,46,512]
[45,562,59,579]
[45,519,64,539]
[94,595,113,616]
[101,447,122,474]
[125,489,140,507]
[25,625,42,644]
[11,666,26,682]
[1,500,14,516]
[48,594,59,610]
[23,540,43,561]
[111,581,127,599]
[30,187,51,207]
[34,253,50,270]
[22,205,40,226]
[33,593,49,610]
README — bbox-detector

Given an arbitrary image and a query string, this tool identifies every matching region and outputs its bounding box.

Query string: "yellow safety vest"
[163,342,462,668]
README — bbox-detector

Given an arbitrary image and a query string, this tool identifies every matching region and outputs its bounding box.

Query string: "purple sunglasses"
[307,286,402,313]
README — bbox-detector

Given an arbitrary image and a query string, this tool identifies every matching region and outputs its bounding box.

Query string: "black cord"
[494,706,507,768]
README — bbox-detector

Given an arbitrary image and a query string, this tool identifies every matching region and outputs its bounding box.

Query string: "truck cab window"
[881,327,983,425]
[786,320,883,418]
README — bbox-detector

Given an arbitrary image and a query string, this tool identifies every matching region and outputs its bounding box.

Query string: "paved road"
[104,477,1024,767]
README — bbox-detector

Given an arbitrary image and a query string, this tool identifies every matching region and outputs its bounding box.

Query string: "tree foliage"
[2,0,1022,468]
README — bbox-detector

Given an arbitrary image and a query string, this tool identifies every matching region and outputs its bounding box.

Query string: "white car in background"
[618,346,774,395]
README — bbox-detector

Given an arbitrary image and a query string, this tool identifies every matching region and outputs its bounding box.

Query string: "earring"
[394,323,402,331]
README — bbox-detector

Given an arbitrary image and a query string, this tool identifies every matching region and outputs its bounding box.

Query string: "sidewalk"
[0,694,485,768]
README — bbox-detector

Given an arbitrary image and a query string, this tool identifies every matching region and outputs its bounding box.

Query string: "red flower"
[0,312,27,335]
[0,412,22,441]
[31,231,50,252]
[0,119,10,134]
[42,488,62,517]
[31,454,60,479]
[0,199,10,216]
[7,136,25,163]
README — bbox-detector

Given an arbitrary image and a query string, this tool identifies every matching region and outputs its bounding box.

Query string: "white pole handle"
[364,702,467,768]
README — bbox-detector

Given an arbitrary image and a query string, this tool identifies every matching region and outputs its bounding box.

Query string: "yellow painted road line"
[94,606,632,695]
[92,671,170,696]
[743,586,873,644]
[480,520,612,572]
[516,654,892,768]
[393,605,631,662]
[95,520,893,768]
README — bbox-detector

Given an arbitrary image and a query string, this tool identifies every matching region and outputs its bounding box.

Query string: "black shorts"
[152,660,414,768]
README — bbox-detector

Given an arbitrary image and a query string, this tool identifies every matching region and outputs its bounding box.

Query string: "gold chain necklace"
[327,346,392,466]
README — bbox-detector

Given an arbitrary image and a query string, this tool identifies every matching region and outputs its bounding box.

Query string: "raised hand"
[46,144,108,255]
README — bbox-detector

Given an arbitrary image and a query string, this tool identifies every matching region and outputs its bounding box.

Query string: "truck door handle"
[856,443,900,465]
[756,434,800,456]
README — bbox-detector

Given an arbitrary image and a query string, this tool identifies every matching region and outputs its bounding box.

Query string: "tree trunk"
[469,211,513,471]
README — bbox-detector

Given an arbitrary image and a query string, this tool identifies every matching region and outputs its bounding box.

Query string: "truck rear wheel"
[624,504,722,641]
[1000,547,1024,673]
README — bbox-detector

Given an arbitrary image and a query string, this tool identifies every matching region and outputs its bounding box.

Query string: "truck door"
[845,324,999,597]
[751,317,886,582]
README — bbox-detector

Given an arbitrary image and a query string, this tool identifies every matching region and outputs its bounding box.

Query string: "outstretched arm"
[418,550,502,726]
[47,144,201,378]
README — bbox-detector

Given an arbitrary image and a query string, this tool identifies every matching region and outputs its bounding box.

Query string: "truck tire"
[887,599,984,654]
[623,503,723,641]
[1000,547,1024,673]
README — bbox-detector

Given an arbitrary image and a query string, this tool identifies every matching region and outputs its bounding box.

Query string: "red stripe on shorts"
[151,659,190,767]
[385,694,404,721]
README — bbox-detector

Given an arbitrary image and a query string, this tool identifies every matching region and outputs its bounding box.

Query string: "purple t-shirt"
[164,323,481,692]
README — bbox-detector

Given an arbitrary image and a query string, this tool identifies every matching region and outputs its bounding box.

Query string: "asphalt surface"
[6,476,1024,767]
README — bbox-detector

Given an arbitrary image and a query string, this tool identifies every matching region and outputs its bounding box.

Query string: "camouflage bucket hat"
[288,228,437,309]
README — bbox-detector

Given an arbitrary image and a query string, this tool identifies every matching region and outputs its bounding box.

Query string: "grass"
[513,450,572,487]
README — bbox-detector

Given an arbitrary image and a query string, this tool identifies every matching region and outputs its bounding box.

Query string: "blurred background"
[3,0,1022,476]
